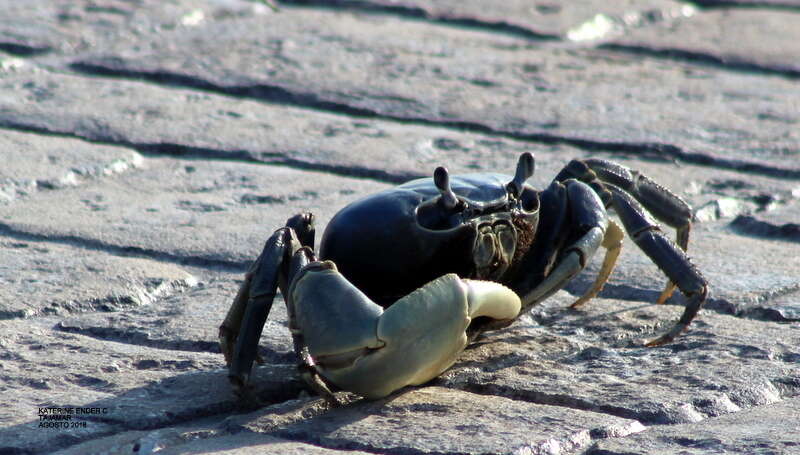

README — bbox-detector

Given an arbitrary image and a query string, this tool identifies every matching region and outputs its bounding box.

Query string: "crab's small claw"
[288,263,521,399]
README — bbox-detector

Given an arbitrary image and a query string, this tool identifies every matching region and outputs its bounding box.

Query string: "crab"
[219,153,707,401]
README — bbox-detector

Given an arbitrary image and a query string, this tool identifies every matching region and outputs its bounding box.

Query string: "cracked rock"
[0,68,550,184]
[282,0,689,40]
[0,0,272,57]
[0,318,302,454]
[225,387,644,455]
[585,396,800,454]
[57,275,295,363]
[0,129,142,203]
[55,427,375,455]
[730,201,800,244]
[0,239,196,319]
[62,7,800,174]
[606,8,800,76]
[0,156,388,265]
[440,292,800,425]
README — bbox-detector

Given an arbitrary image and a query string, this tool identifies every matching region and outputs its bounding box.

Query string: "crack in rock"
[600,43,800,79]
[0,237,200,319]
[0,222,248,273]
[63,61,800,181]
[730,214,800,242]
[0,129,144,204]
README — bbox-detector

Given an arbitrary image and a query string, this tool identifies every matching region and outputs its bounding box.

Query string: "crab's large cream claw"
[289,263,521,399]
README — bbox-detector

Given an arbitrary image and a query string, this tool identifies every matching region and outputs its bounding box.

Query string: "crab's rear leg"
[607,185,707,346]
[563,159,694,304]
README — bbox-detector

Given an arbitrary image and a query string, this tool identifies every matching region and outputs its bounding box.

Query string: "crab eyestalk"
[434,166,460,210]
[507,152,535,198]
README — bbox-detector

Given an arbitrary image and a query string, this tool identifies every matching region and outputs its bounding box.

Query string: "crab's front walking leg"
[517,180,609,310]
[219,213,314,395]
[225,227,296,393]
[288,263,521,399]
[607,185,707,346]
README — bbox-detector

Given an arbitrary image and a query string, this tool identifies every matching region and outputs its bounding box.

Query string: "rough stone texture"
[0,67,554,183]
[283,0,692,40]
[55,429,377,455]
[605,8,800,75]
[0,315,306,454]
[585,397,800,454]
[1,1,799,454]
[730,200,800,243]
[156,433,376,455]
[61,7,800,174]
[0,129,142,203]
[0,0,271,57]
[0,239,196,319]
[0,155,389,265]
[226,387,645,455]
[56,275,296,363]
[440,293,800,425]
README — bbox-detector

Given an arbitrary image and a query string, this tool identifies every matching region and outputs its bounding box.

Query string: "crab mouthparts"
[473,221,516,280]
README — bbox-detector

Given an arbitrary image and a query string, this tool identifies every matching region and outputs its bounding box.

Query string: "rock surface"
[585,397,800,454]
[62,6,800,174]
[0,1,798,454]
[605,7,800,76]
[224,387,646,455]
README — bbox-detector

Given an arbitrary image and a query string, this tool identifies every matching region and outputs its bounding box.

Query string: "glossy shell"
[319,173,536,305]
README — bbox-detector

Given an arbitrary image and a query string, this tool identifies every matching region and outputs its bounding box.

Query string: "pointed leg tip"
[228,374,249,398]
[570,298,588,309]
[644,336,671,347]
[655,283,677,305]
[300,369,342,406]
[645,320,690,347]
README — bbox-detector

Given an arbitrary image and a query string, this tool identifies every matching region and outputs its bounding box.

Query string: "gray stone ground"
[1,0,799,453]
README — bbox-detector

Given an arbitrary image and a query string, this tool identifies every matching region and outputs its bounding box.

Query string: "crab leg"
[606,185,707,346]
[518,180,608,310]
[575,159,694,304]
[220,213,314,394]
[570,219,624,308]
[284,246,341,403]
[228,228,292,392]
[219,258,256,366]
